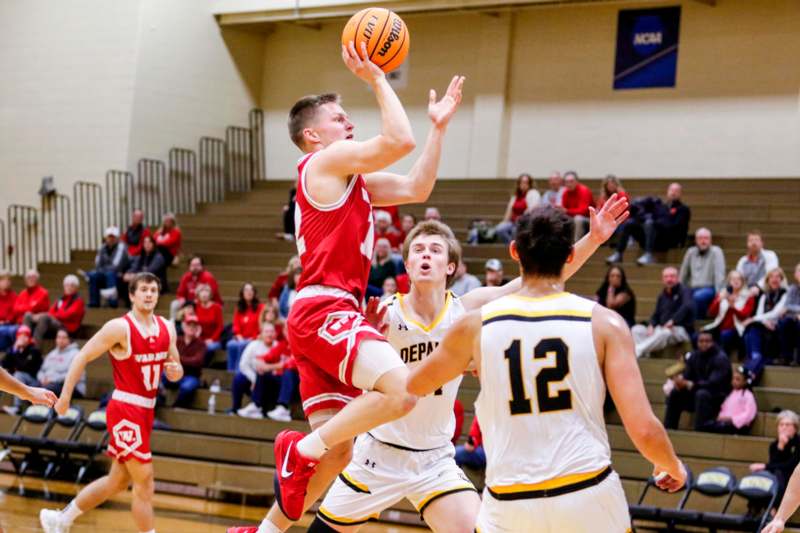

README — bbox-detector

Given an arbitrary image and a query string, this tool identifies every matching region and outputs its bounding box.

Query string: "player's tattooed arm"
[55,319,126,415]
[407,310,480,396]
[164,320,184,383]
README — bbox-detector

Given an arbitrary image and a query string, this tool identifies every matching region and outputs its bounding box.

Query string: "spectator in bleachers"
[262,337,298,422]
[123,235,168,295]
[750,410,800,509]
[36,328,83,398]
[424,207,442,222]
[0,270,18,351]
[607,182,690,266]
[278,266,301,320]
[679,228,726,319]
[701,365,757,434]
[14,270,50,323]
[23,274,84,344]
[455,417,485,470]
[167,314,205,408]
[276,187,297,241]
[596,174,630,209]
[268,256,300,309]
[193,283,224,363]
[232,322,281,418]
[632,266,694,358]
[87,227,127,308]
[122,208,150,257]
[663,331,731,430]
[154,212,182,266]
[777,263,800,366]
[542,171,564,207]
[450,260,481,297]
[400,214,416,241]
[737,230,780,290]
[703,270,756,357]
[561,171,593,241]
[381,205,401,231]
[484,258,506,287]
[741,267,788,378]
[595,266,637,327]
[374,210,404,251]
[368,238,397,298]
[227,282,264,372]
[491,173,541,244]
[261,304,285,341]
[1,326,43,415]
[380,277,397,302]
[169,256,222,319]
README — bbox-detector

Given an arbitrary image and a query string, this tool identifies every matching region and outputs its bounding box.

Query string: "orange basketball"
[341,8,410,73]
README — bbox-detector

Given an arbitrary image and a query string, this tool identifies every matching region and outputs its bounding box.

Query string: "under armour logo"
[398,323,408,331]
[364,459,376,469]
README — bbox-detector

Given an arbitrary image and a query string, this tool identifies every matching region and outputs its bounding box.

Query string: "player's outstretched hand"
[588,193,629,245]
[365,297,389,334]
[342,41,385,84]
[53,395,70,416]
[761,518,785,533]
[24,386,57,409]
[653,462,687,493]
[428,75,465,129]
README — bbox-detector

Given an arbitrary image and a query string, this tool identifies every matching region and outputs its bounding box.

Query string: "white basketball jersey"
[476,292,611,495]
[369,291,464,450]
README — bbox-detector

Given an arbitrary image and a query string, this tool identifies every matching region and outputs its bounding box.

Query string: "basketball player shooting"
[229,43,464,533]
[40,272,183,533]
[408,206,687,532]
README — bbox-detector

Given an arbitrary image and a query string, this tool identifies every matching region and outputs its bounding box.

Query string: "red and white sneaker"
[226,528,257,533]
[273,429,319,521]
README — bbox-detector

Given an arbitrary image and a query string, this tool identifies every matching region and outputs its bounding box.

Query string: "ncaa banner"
[614,6,681,90]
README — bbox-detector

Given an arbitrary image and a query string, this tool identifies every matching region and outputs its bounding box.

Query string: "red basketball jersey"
[294,152,375,302]
[111,313,171,401]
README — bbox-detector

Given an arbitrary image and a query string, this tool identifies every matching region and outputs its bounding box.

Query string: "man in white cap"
[484,258,506,287]
[87,226,128,308]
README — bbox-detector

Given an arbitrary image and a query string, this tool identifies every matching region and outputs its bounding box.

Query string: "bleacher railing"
[0,108,266,274]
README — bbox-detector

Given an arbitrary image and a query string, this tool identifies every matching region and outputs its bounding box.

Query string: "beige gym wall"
[256,0,800,180]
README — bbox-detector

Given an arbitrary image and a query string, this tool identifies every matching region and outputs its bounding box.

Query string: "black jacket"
[650,283,695,331]
[2,344,43,376]
[682,345,731,399]
[767,434,800,480]
[128,250,168,291]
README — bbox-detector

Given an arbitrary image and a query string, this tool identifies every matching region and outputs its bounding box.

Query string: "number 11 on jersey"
[141,364,162,391]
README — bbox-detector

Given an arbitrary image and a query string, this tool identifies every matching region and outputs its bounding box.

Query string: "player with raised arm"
[40,272,183,533]
[310,196,629,532]
[408,206,686,533]
[229,43,464,533]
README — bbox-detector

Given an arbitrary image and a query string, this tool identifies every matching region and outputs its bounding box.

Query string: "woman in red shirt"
[194,283,224,365]
[703,270,756,356]
[226,282,265,371]
[596,174,630,209]
[154,212,183,266]
[493,173,541,244]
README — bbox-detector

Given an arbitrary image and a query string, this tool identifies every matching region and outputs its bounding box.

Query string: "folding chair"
[41,406,84,479]
[629,466,693,531]
[0,405,54,476]
[658,466,736,530]
[63,409,108,484]
[700,471,780,532]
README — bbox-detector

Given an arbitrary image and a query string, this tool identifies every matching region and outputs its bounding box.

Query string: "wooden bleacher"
[3,176,800,527]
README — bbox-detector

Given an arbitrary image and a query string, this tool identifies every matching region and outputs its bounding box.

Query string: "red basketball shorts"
[106,398,154,464]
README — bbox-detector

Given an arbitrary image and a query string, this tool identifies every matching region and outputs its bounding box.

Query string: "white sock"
[61,500,82,523]
[296,430,328,460]
[256,518,282,533]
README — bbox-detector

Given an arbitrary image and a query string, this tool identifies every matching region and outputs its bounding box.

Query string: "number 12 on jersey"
[504,338,572,415]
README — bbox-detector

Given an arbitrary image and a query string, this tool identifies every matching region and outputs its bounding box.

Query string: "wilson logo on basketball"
[377,18,403,57]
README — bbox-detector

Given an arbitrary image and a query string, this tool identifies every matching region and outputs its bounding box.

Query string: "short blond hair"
[402,220,462,287]
[777,410,800,432]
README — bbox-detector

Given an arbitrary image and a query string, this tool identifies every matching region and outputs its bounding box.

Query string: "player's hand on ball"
[54,395,70,416]
[588,193,629,245]
[342,41,385,84]
[428,75,465,129]
[654,462,687,493]
[761,518,786,533]
[164,361,183,382]
[365,297,388,334]
[25,386,57,408]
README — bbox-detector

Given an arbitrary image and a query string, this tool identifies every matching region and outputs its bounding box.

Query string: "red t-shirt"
[13,286,50,324]
[233,303,265,339]
[0,290,17,324]
[561,184,594,217]
[374,228,405,250]
[154,227,182,258]
[176,270,222,305]
[49,294,85,334]
[194,301,224,342]
[596,190,630,209]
